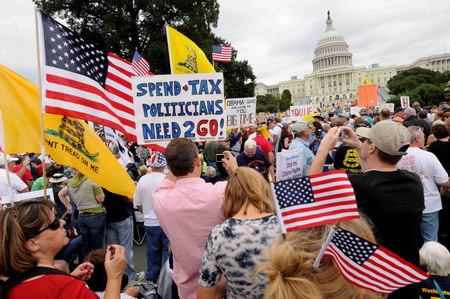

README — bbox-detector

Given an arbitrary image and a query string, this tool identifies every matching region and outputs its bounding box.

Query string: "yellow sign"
[166,26,215,74]
[303,112,320,123]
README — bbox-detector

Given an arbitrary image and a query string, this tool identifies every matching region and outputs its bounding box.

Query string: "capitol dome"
[312,12,353,72]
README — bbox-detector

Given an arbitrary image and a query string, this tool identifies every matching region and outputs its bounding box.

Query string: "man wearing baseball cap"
[309,121,425,298]
[0,154,29,197]
[338,112,354,129]
[289,122,315,176]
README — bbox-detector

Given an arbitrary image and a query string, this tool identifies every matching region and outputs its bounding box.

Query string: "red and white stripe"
[212,46,232,62]
[324,241,429,294]
[132,56,150,76]
[280,171,360,232]
[42,53,138,141]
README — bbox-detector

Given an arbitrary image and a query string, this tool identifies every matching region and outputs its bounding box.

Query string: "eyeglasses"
[359,137,368,143]
[32,216,60,237]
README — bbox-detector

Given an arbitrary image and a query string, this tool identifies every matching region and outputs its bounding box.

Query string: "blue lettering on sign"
[142,104,150,117]
[136,83,147,96]
[188,80,199,95]
[199,80,208,95]
[185,102,192,116]
[155,82,163,96]
[138,81,182,97]
[215,99,224,115]
[183,121,195,137]
[187,79,222,95]
[178,102,186,116]
[209,79,222,94]
[142,123,181,140]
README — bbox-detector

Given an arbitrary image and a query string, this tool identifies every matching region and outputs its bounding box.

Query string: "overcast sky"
[2,0,449,85]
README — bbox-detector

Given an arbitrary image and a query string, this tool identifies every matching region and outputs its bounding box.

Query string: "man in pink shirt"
[153,138,236,299]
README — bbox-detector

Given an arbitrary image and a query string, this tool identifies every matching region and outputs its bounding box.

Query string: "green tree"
[256,95,268,106]
[279,89,292,112]
[387,67,445,95]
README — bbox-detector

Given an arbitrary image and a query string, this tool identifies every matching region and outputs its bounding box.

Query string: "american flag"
[37,11,137,140]
[212,45,232,62]
[272,170,359,233]
[323,228,429,294]
[132,51,150,76]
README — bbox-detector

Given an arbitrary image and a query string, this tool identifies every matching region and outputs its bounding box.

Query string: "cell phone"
[339,129,346,139]
[215,153,227,162]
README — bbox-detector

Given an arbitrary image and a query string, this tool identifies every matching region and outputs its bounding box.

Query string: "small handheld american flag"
[212,45,232,62]
[321,228,430,294]
[132,51,150,76]
[272,170,360,233]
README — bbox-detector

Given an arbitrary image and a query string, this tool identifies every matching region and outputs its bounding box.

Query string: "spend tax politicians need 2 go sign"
[132,73,226,143]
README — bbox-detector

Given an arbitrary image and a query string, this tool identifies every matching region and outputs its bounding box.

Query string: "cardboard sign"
[132,73,225,143]
[401,96,410,108]
[290,105,315,118]
[358,85,378,107]
[350,107,363,116]
[1,189,54,210]
[303,113,320,124]
[258,112,266,123]
[380,103,395,112]
[276,149,304,182]
[226,97,257,128]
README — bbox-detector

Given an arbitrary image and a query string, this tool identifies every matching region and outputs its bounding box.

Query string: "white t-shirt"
[134,171,166,227]
[397,147,449,213]
[272,124,282,138]
[0,169,27,197]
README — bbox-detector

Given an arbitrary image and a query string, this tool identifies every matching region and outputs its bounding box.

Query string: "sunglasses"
[359,137,368,143]
[32,216,61,237]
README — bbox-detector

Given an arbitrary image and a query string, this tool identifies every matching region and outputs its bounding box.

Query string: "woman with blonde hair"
[197,167,281,298]
[256,218,384,299]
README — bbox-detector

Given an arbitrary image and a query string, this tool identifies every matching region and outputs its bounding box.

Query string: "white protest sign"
[132,73,225,143]
[401,96,410,108]
[226,97,256,128]
[1,189,55,210]
[290,105,315,118]
[276,149,304,182]
[104,126,133,165]
[380,103,395,112]
[350,106,362,116]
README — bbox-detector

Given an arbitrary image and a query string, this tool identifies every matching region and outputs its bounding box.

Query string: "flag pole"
[313,220,341,268]
[34,7,48,200]
[165,22,173,74]
[3,154,15,207]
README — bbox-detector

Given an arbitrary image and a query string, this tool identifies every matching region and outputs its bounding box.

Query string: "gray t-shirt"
[198,214,281,298]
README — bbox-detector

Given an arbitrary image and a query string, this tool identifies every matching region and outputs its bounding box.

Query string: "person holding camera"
[309,121,326,154]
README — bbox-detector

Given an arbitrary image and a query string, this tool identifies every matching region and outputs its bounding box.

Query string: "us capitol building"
[255,12,450,105]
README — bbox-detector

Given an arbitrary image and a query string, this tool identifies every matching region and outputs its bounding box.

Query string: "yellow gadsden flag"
[363,76,372,85]
[166,26,215,74]
[0,65,135,198]
[0,64,41,153]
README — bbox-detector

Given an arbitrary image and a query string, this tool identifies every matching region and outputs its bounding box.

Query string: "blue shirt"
[289,138,315,176]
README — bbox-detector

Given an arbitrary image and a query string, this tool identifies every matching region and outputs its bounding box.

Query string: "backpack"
[0,267,73,299]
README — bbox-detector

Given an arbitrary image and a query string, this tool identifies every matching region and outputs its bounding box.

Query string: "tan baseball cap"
[355,120,411,156]
[291,122,308,134]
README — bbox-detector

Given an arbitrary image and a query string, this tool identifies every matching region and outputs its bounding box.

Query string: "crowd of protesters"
[0,99,449,298]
